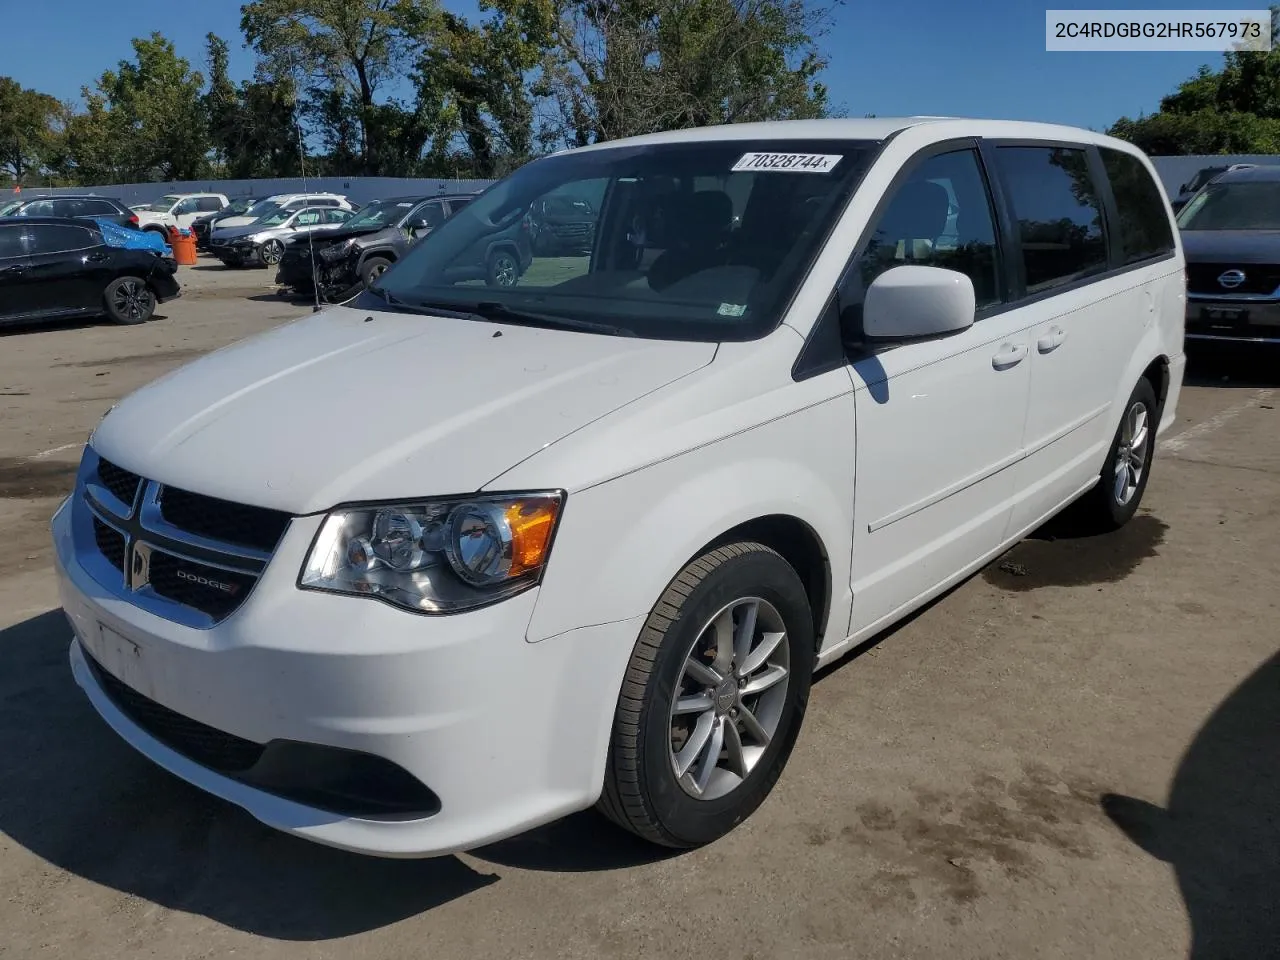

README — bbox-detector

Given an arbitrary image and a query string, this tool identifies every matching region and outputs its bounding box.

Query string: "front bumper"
[1186,293,1280,344]
[52,493,640,858]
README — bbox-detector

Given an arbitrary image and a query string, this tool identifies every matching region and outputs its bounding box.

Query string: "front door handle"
[992,342,1028,370]
[1,263,27,275]
[1037,325,1066,353]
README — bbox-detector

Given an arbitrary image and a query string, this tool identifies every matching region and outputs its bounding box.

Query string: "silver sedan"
[208,207,354,267]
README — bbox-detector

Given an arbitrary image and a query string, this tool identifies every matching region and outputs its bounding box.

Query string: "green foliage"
[1109,5,1280,155]
[0,77,60,184]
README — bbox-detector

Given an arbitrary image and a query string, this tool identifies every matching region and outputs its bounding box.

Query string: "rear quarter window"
[1101,148,1175,265]
[28,223,101,254]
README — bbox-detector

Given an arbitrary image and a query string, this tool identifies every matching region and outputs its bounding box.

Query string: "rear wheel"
[486,249,519,287]
[360,256,393,288]
[1070,377,1159,532]
[598,541,813,848]
[103,276,155,325]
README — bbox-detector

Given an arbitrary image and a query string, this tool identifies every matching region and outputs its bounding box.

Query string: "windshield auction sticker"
[731,153,843,173]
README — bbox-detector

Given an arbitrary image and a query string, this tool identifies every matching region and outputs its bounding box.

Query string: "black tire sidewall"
[104,277,154,325]
[1101,377,1159,526]
[636,550,813,846]
[361,257,392,287]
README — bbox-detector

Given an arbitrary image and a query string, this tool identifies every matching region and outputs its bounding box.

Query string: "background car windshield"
[224,198,255,215]
[376,139,877,341]
[0,200,20,216]
[1176,182,1280,230]
[344,201,403,228]
[259,209,293,226]
[145,196,179,212]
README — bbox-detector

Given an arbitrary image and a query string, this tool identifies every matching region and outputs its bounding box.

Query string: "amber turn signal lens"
[505,497,560,577]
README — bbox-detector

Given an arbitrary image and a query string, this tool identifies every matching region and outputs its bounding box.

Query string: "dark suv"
[276,193,484,300]
[1,195,138,228]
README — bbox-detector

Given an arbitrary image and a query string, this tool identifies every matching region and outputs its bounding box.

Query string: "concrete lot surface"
[0,262,1276,960]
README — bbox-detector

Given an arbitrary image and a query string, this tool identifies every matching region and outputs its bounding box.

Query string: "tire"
[360,256,393,288]
[103,276,156,325]
[598,541,814,848]
[259,239,284,266]
[486,249,519,287]
[1072,377,1159,532]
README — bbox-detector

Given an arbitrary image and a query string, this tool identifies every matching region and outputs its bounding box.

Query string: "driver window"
[294,210,321,226]
[174,198,198,215]
[858,149,1002,309]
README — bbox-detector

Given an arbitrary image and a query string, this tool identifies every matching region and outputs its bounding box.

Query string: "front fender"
[525,393,856,647]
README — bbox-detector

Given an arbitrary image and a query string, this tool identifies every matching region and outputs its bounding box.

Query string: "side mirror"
[409,217,431,231]
[863,265,975,342]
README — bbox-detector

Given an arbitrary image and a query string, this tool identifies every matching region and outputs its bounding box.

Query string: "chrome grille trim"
[73,448,288,629]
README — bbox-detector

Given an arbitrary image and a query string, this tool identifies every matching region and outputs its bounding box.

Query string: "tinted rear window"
[995,146,1107,295]
[1101,148,1174,264]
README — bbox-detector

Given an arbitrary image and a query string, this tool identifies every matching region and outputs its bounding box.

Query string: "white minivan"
[52,117,1185,858]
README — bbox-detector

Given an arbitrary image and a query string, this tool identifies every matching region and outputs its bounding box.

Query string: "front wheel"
[598,541,813,848]
[486,249,519,287]
[360,256,392,288]
[103,276,155,325]
[259,239,284,265]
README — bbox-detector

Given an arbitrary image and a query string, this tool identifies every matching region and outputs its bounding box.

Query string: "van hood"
[90,302,717,514]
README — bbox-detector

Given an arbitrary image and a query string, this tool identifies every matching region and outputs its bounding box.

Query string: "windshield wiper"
[467,301,633,337]
[364,286,479,320]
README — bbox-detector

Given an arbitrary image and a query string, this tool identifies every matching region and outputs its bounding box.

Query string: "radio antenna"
[288,57,322,313]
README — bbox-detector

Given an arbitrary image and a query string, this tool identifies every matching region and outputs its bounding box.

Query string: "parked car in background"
[1170,163,1258,212]
[190,196,268,250]
[211,193,354,234]
[275,193,477,299]
[1178,164,1280,347]
[208,206,355,267]
[0,217,179,327]
[134,193,228,236]
[53,118,1184,859]
[1,194,139,228]
[529,192,599,255]
[0,198,24,216]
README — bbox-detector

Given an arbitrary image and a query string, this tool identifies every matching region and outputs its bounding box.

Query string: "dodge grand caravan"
[52,117,1186,857]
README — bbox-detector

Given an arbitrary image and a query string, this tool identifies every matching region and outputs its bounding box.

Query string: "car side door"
[171,197,201,229]
[845,142,1034,635]
[26,222,110,314]
[0,223,35,320]
[405,200,447,246]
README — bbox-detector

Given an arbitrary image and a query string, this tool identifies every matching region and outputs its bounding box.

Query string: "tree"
[537,0,833,148]
[0,77,60,184]
[241,0,438,175]
[205,34,305,178]
[1109,6,1280,154]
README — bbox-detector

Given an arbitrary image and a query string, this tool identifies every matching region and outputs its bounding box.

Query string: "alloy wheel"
[261,239,284,265]
[668,597,790,801]
[112,279,153,321]
[1113,400,1150,505]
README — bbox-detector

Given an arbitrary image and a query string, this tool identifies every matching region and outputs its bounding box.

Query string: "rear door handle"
[1037,325,1066,353]
[992,342,1028,370]
[1,263,28,275]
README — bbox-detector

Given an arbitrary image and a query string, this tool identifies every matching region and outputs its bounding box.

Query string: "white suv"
[211,193,354,232]
[52,117,1185,858]
[134,193,228,234]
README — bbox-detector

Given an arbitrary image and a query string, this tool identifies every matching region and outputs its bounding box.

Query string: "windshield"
[344,200,414,229]
[0,200,20,216]
[1176,181,1280,230]
[375,138,878,341]
[222,198,257,216]
[145,195,180,213]
[258,209,293,226]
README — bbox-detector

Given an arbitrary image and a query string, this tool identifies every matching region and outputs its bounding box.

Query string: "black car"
[0,194,139,229]
[529,194,598,255]
[275,193,480,300]
[1178,165,1280,347]
[0,217,180,327]
[190,196,267,250]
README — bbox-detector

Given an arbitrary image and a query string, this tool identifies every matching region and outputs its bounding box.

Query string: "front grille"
[97,457,141,506]
[86,652,265,772]
[1187,262,1280,296]
[92,517,126,572]
[80,449,292,626]
[159,486,290,553]
[148,552,258,621]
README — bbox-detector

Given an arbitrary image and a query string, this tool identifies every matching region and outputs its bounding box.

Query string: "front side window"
[858,148,1002,308]
[259,209,294,226]
[28,223,100,254]
[1176,179,1280,230]
[1101,148,1175,264]
[15,200,54,217]
[995,146,1107,295]
[412,202,446,230]
[293,210,322,227]
[345,200,404,228]
[376,138,878,341]
[197,197,223,212]
[325,208,352,224]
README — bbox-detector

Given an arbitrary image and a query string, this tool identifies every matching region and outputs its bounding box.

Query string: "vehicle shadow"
[0,608,673,938]
[1101,651,1280,959]
[1185,343,1280,388]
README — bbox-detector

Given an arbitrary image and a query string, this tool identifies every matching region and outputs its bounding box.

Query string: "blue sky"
[0,0,1240,132]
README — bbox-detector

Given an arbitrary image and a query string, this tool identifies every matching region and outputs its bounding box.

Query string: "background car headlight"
[299,492,563,613]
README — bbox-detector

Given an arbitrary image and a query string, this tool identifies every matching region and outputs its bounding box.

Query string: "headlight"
[318,238,356,261]
[299,492,563,614]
